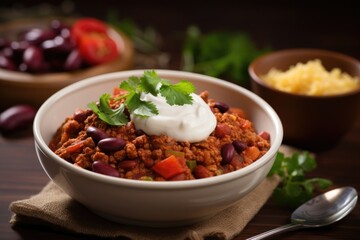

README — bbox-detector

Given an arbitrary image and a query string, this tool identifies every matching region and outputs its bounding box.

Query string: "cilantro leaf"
[160,81,195,105]
[87,94,128,126]
[268,151,333,209]
[141,70,162,95]
[126,92,158,117]
[120,76,140,92]
[182,26,271,87]
[89,70,195,125]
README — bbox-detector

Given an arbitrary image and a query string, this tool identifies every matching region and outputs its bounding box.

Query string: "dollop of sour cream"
[131,92,216,143]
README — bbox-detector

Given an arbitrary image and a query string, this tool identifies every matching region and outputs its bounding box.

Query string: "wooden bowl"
[249,48,360,151]
[0,18,134,110]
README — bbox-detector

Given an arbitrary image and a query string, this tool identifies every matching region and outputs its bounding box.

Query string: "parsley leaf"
[87,93,128,126]
[268,151,333,209]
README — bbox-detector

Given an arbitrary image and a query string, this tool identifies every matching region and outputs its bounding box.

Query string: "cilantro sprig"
[182,26,271,87]
[268,151,333,209]
[88,70,195,125]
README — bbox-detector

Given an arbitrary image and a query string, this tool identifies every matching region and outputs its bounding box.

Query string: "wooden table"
[1,120,359,240]
[1,1,360,239]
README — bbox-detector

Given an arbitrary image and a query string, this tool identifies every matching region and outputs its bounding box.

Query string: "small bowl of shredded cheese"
[249,48,360,151]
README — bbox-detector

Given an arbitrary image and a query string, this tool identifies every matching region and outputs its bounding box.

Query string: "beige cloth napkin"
[10,144,300,239]
[10,176,280,240]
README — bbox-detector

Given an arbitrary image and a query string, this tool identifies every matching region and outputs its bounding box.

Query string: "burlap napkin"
[10,145,300,239]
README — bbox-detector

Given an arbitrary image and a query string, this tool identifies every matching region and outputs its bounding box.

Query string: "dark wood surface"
[1,1,360,239]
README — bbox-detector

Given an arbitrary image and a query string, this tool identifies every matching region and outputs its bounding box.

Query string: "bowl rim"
[33,69,283,190]
[0,17,133,85]
[249,48,360,99]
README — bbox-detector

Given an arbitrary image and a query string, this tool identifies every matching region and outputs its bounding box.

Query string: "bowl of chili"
[33,69,283,227]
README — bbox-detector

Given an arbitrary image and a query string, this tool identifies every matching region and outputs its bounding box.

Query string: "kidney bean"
[42,36,74,55]
[10,40,30,55]
[258,131,270,141]
[0,104,36,132]
[24,28,56,45]
[86,126,108,143]
[0,55,16,71]
[193,165,213,179]
[221,143,235,164]
[214,123,231,138]
[92,161,119,177]
[98,137,126,152]
[23,46,44,72]
[73,109,90,123]
[118,160,137,171]
[169,172,187,181]
[214,101,229,113]
[232,140,247,153]
[64,49,82,71]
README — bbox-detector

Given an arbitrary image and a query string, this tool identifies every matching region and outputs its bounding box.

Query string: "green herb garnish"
[88,70,195,125]
[182,26,271,86]
[87,94,128,126]
[268,151,333,209]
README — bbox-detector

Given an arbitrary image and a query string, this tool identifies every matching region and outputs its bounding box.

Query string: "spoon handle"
[246,223,303,240]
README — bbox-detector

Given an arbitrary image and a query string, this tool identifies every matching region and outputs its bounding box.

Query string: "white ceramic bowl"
[33,70,283,227]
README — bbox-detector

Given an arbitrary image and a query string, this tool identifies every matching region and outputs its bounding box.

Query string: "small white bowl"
[33,70,283,227]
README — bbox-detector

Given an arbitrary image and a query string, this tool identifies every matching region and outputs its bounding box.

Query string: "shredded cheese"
[261,59,359,95]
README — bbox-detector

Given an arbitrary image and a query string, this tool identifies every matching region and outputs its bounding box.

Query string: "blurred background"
[1,0,359,72]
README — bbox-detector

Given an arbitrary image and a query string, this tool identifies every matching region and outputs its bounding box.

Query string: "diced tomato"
[243,146,260,162]
[78,33,119,65]
[65,141,84,153]
[152,155,186,180]
[71,18,108,42]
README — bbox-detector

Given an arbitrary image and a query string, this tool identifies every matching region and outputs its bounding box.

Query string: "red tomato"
[71,18,108,42]
[78,33,119,65]
[152,155,186,179]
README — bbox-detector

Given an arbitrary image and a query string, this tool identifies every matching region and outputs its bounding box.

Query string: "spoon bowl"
[248,187,358,239]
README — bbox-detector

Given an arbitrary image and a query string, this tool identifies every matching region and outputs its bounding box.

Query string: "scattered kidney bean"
[0,104,36,132]
[214,101,229,113]
[232,140,247,153]
[98,137,126,152]
[92,161,119,177]
[230,153,244,169]
[86,126,108,143]
[221,143,235,164]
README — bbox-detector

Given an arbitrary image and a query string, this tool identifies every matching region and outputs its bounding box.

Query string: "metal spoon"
[247,187,358,240]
